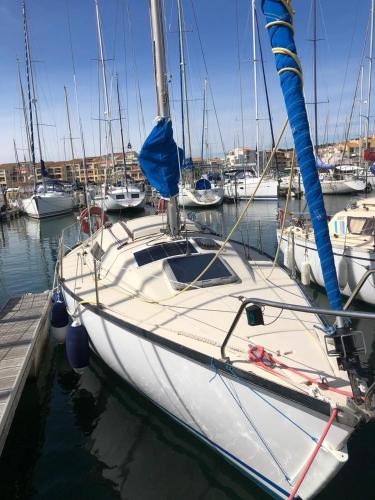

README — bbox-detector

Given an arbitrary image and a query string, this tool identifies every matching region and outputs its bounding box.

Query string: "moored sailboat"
[18,1,74,219]
[58,1,375,498]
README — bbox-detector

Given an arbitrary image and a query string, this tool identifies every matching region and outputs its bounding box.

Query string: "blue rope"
[217,364,291,484]
[224,362,317,441]
[209,357,218,382]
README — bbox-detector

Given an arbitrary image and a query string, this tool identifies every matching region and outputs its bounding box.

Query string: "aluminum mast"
[149,0,179,235]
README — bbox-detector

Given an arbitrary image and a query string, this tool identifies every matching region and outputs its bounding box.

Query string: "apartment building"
[0,150,145,188]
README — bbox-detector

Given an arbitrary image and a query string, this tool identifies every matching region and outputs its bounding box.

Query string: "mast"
[312,0,319,156]
[116,75,128,189]
[22,0,45,190]
[204,79,209,162]
[95,0,116,192]
[16,58,32,168]
[364,0,375,182]
[201,78,207,161]
[359,64,364,167]
[64,86,75,161]
[251,0,260,176]
[22,1,36,188]
[149,0,179,236]
[177,0,192,164]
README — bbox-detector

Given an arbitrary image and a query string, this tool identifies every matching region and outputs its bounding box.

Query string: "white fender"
[301,259,311,286]
[338,258,348,290]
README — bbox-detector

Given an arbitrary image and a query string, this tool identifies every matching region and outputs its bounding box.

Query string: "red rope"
[287,408,338,499]
[247,345,353,398]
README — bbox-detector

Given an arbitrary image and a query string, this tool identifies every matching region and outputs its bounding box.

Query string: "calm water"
[1,195,375,499]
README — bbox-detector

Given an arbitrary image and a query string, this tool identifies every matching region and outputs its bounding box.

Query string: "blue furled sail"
[139,118,181,199]
[261,0,342,310]
[315,156,335,169]
[40,158,48,177]
[370,163,375,176]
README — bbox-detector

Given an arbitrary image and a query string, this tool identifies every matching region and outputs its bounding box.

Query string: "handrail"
[221,296,375,360]
[343,268,375,310]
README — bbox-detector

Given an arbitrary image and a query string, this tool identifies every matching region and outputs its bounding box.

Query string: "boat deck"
[61,215,351,408]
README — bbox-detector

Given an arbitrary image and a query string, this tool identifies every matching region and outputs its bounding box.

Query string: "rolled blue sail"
[261,0,342,310]
[139,118,181,198]
[316,156,335,169]
[40,158,49,177]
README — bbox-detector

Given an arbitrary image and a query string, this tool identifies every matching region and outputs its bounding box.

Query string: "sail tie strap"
[265,20,294,32]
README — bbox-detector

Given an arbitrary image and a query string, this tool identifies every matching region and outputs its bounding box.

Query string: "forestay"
[262,0,342,310]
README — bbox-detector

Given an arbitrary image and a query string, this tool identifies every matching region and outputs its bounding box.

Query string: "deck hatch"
[164,253,238,290]
[134,241,197,267]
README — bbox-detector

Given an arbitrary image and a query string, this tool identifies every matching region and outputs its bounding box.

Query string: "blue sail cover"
[195,178,211,190]
[40,158,49,177]
[371,163,375,176]
[315,156,335,169]
[139,118,181,198]
[262,0,342,310]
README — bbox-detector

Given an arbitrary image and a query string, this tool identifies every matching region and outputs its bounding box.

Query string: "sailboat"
[307,0,365,195]
[280,196,375,306]
[18,1,74,219]
[176,5,224,209]
[92,7,145,212]
[58,1,375,498]
[224,0,279,202]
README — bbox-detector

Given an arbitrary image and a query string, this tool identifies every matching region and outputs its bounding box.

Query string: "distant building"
[226,147,256,168]
[0,150,145,188]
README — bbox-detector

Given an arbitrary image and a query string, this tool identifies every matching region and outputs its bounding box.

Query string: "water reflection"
[1,194,375,499]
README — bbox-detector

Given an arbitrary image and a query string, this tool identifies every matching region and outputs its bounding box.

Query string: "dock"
[0,292,51,456]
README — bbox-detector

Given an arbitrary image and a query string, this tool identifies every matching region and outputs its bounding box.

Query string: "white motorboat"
[93,185,146,212]
[178,179,224,208]
[279,197,375,305]
[19,183,74,219]
[224,170,278,200]
[55,2,375,499]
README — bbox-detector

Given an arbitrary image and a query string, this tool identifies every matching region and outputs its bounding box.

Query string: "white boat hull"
[279,231,375,305]
[224,178,278,200]
[62,287,351,499]
[320,179,366,194]
[178,187,224,207]
[94,187,146,211]
[20,193,74,219]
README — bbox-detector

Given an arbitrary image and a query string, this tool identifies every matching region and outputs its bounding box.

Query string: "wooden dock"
[0,292,51,456]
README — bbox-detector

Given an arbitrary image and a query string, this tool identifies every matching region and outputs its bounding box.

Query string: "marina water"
[1,196,375,499]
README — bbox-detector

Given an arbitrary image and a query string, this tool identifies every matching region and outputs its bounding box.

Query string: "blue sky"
[0,0,371,163]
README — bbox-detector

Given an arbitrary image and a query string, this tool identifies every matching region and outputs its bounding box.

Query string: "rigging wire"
[121,4,131,146]
[332,4,362,145]
[340,26,370,166]
[236,0,245,153]
[189,0,226,157]
[126,0,146,143]
[65,0,92,233]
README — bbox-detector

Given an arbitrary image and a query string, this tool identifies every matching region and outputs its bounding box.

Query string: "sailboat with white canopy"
[58,1,375,498]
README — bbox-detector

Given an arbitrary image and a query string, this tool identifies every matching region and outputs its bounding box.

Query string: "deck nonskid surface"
[62,215,351,406]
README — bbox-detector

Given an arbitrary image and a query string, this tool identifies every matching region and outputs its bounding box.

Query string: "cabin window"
[134,241,197,267]
[116,194,125,200]
[131,193,139,198]
[348,217,375,236]
[164,253,238,290]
